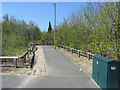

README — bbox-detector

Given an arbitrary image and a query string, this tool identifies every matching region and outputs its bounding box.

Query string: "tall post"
[54,3,56,49]
[52,3,56,49]
[32,24,33,50]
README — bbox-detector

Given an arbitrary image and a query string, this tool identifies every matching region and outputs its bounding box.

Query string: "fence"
[0,45,38,68]
[30,46,38,69]
[58,45,95,60]
[0,56,18,68]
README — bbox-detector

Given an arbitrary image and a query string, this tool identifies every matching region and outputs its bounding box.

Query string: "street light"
[32,25,33,46]
[52,2,56,49]
[32,24,33,49]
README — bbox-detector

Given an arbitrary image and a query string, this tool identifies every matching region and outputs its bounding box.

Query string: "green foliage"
[42,2,119,60]
[69,43,74,48]
[41,31,54,45]
[2,14,42,56]
[3,2,119,60]
[2,46,29,56]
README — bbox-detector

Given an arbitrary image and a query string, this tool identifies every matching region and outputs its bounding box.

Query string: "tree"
[48,21,52,33]
[3,14,9,22]
[54,2,119,60]
[2,14,42,55]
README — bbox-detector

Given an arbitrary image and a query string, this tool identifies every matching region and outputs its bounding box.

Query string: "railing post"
[27,51,29,58]
[72,49,73,53]
[24,55,26,63]
[13,58,17,68]
[78,50,80,57]
[66,47,68,51]
[67,47,69,52]
[30,52,35,69]
[87,53,90,60]
[22,58,24,67]
[30,48,31,54]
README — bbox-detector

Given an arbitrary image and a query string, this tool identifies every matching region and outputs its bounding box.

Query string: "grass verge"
[2,46,29,56]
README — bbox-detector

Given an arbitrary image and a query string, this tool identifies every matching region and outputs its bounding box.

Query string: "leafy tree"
[46,2,119,60]
[2,14,42,55]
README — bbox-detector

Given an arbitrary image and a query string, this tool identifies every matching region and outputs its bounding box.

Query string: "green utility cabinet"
[92,55,120,88]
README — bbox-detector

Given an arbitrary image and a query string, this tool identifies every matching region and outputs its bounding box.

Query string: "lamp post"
[32,25,33,46]
[52,3,56,49]
[32,24,33,49]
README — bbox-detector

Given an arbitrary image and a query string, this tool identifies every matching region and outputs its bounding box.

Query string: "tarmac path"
[2,46,98,88]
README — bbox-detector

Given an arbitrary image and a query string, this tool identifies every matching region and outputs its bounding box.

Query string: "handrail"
[0,56,18,59]
[0,56,18,68]
[59,45,95,60]
[0,45,38,68]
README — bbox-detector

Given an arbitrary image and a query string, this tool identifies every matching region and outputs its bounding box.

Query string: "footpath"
[2,46,98,88]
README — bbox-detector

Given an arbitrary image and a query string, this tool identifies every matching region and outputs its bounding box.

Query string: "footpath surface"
[2,46,98,88]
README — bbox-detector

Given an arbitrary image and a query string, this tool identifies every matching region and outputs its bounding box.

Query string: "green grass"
[29,40,40,45]
[2,46,29,56]
[2,40,40,56]
[10,46,29,56]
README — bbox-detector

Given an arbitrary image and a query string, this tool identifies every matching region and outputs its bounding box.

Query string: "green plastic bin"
[92,55,119,88]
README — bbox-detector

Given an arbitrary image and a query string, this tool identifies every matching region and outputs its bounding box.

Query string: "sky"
[1,0,118,31]
[2,2,88,31]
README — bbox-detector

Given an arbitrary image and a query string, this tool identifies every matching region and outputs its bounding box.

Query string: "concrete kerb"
[32,46,47,76]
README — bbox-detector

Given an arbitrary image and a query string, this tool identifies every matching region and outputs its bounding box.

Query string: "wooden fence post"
[22,58,24,67]
[87,53,90,60]
[30,49,31,54]
[24,55,26,63]
[27,52,29,58]
[72,49,73,53]
[67,47,69,52]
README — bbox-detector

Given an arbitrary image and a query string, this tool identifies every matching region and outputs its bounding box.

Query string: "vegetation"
[39,21,54,45]
[2,14,42,56]
[1,2,119,61]
[42,2,120,60]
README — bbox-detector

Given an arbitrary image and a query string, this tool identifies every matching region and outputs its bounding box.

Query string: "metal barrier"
[30,52,35,69]
[0,56,18,68]
[0,45,38,68]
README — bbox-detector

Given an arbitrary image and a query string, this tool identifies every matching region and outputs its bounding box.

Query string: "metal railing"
[0,45,38,68]
[0,56,18,68]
